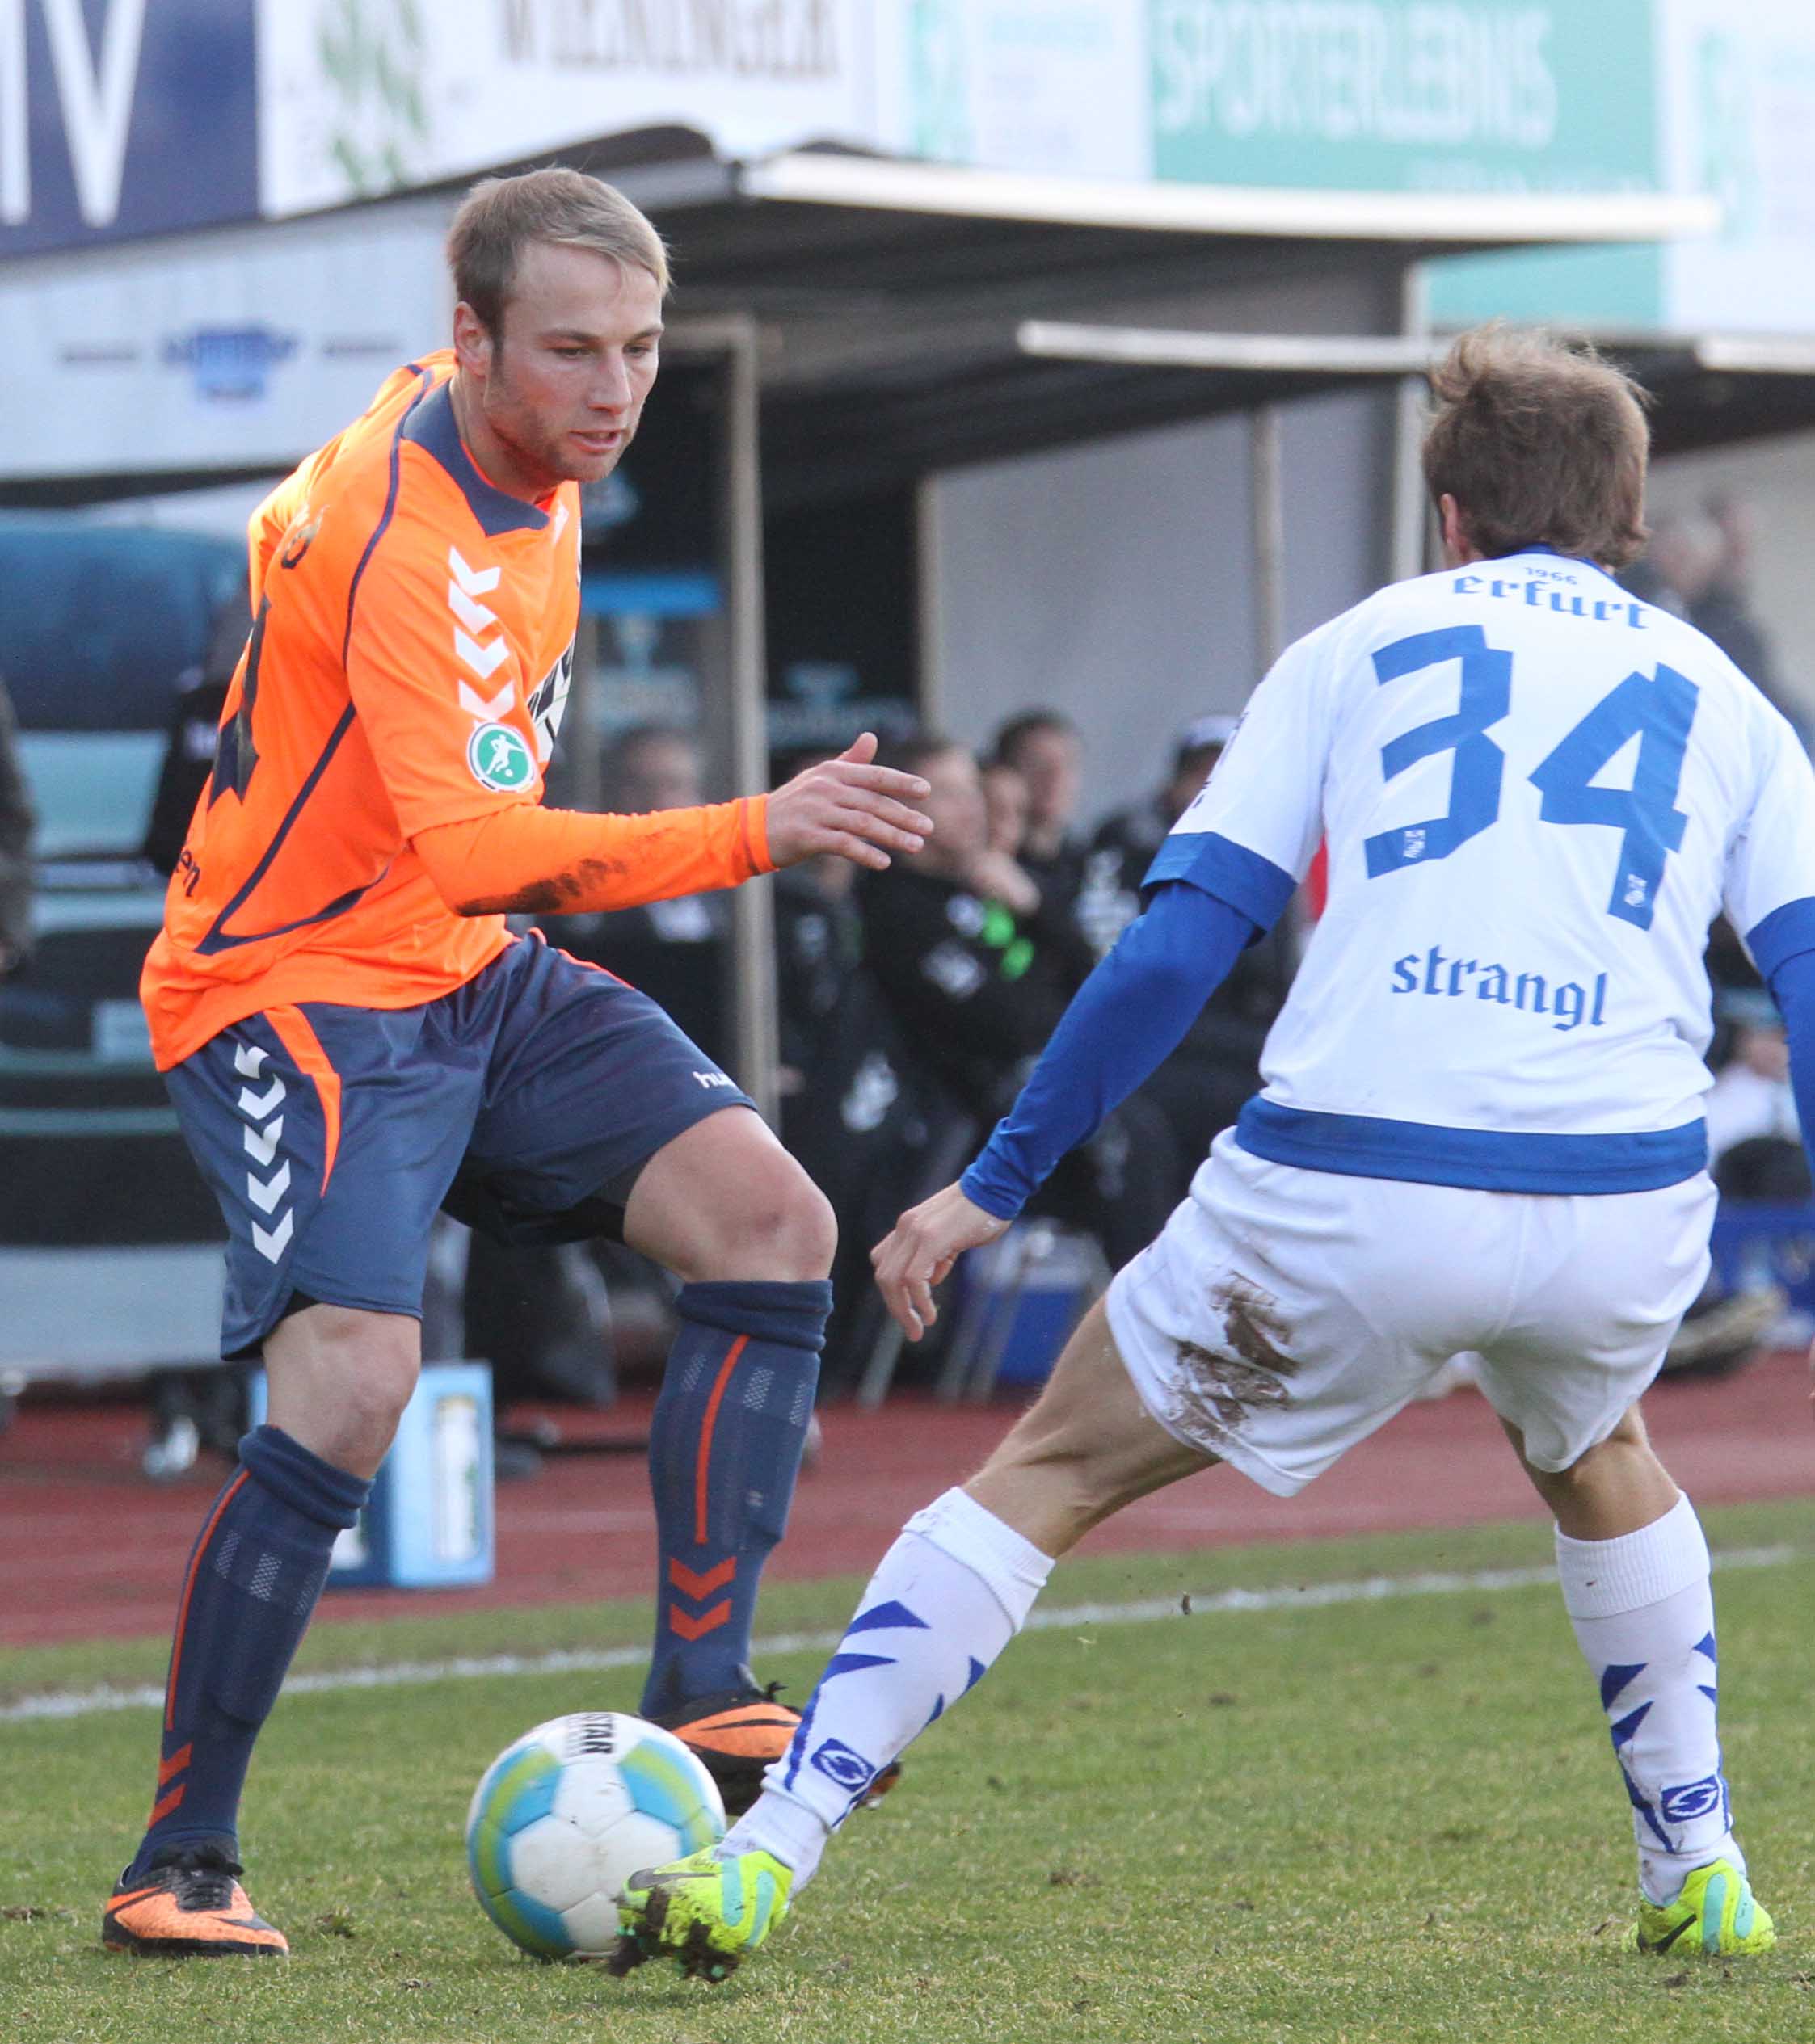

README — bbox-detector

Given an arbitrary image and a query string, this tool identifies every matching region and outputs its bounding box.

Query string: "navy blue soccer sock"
[640,1279,831,1714]
[128,1425,368,1876]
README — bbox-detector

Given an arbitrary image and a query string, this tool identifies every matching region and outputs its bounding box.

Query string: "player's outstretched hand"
[872,1181,1010,1341]
[765,734,933,873]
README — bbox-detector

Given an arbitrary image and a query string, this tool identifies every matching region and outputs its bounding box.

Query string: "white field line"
[1,1544,1796,1727]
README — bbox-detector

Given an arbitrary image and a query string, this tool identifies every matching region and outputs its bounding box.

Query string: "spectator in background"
[543,723,729,1063]
[1705,990,1805,1195]
[0,671,34,977]
[1662,986,1804,1378]
[144,591,251,877]
[1080,714,1294,1200]
[979,759,1030,860]
[1080,713,1236,953]
[991,709,1087,918]
[1629,502,1804,741]
[857,734,1177,1272]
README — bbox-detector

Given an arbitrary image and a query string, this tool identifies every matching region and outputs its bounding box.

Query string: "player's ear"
[452,301,495,381]
[1438,493,1473,566]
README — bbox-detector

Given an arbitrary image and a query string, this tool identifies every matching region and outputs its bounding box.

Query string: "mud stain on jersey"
[1171,1277,1299,1444]
[459,857,630,915]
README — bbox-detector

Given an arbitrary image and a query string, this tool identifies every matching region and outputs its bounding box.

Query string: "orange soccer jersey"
[141,352,759,1072]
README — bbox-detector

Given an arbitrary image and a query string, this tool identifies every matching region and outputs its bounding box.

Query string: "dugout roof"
[586,147,1716,508]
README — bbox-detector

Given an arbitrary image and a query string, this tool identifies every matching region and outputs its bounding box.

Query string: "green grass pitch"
[2,1500,1812,2043]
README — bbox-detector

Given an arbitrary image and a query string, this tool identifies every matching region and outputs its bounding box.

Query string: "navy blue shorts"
[165,936,754,1358]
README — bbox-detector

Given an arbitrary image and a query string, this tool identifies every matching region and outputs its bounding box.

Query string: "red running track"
[2,1353,1811,1648]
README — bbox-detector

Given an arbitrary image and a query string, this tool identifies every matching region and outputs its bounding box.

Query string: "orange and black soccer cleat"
[102,1852,288,1958]
[653,1682,901,1818]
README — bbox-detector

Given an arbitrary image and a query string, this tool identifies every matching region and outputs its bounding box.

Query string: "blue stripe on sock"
[845,1600,930,1636]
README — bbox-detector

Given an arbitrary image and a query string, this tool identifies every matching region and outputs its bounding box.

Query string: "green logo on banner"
[467,722,535,793]
[1150,0,1658,193]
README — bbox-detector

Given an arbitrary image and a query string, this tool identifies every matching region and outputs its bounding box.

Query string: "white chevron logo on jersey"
[448,549,511,703]
[447,579,498,635]
[454,628,510,680]
[458,679,514,721]
[448,545,501,596]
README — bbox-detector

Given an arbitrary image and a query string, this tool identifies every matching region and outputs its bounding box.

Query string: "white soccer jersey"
[1150,548,1815,1194]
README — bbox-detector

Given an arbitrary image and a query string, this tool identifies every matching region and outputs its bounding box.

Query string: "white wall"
[929,386,1393,823]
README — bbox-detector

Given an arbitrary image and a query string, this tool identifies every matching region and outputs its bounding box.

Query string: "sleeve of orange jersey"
[247,466,314,609]
[344,503,772,913]
[249,361,438,604]
[247,440,350,608]
[413,796,772,915]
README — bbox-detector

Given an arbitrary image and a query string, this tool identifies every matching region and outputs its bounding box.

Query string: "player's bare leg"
[263,1304,422,1478]
[106,1306,412,1955]
[613,1298,1214,1977]
[620,1108,848,1812]
[1510,1403,1773,1955]
[963,1298,1215,1556]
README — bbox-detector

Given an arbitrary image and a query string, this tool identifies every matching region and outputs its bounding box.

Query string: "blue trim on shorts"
[1234,1097,1708,1194]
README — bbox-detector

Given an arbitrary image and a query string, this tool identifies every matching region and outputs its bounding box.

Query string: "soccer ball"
[465,1711,726,1959]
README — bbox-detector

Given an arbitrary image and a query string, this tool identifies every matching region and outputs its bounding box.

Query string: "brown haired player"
[617,327,1810,1978]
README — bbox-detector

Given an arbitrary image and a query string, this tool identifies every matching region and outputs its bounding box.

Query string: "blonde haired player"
[103,170,931,1957]
[616,327,1809,1977]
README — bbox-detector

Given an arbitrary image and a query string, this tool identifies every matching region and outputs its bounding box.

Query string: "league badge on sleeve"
[467,721,537,793]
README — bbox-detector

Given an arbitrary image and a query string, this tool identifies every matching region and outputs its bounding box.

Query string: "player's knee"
[693,1159,836,1281]
[264,1304,419,1476]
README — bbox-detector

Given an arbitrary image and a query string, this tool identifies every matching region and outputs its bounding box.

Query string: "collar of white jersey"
[1494,543,1621,587]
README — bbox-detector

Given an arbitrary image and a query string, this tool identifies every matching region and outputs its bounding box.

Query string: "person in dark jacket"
[0,673,33,975]
[143,591,251,877]
[1081,714,1294,1197]
[858,735,1176,1269]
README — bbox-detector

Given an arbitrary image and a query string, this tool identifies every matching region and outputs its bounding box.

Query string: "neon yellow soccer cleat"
[1628,1859,1775,1957]
[608,1847,793,1982]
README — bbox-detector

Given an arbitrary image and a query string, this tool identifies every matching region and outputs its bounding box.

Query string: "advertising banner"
[1658,0,1815,334]
[258,0,881,218]
[877,0,1149,180]
[0,0,259,258]
[0,202,448,475]
[1431,0,1815,335]
[1149,1,1659,195]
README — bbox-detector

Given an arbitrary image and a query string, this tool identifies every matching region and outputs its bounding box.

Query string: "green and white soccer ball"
[465,1711,726,1959]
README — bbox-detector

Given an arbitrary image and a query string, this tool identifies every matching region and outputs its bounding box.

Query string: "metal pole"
[1389,263,1433,585]
[914,476,941,730]
[721,318,781,1126]
[1249,404,1286,674]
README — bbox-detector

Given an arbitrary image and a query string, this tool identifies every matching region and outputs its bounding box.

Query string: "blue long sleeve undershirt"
[1762,944,1815,1184]
[959,882,1261,1222]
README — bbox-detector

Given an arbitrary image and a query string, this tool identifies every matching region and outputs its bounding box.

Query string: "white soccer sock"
[1556,1492,1739,1904]
[724,1487,1053,1888]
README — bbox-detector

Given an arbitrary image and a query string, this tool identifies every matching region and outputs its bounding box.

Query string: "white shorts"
[1105,1132,1716,1496]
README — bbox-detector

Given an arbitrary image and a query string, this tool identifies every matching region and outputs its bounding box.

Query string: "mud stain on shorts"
[1170,1276,1299,1445]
